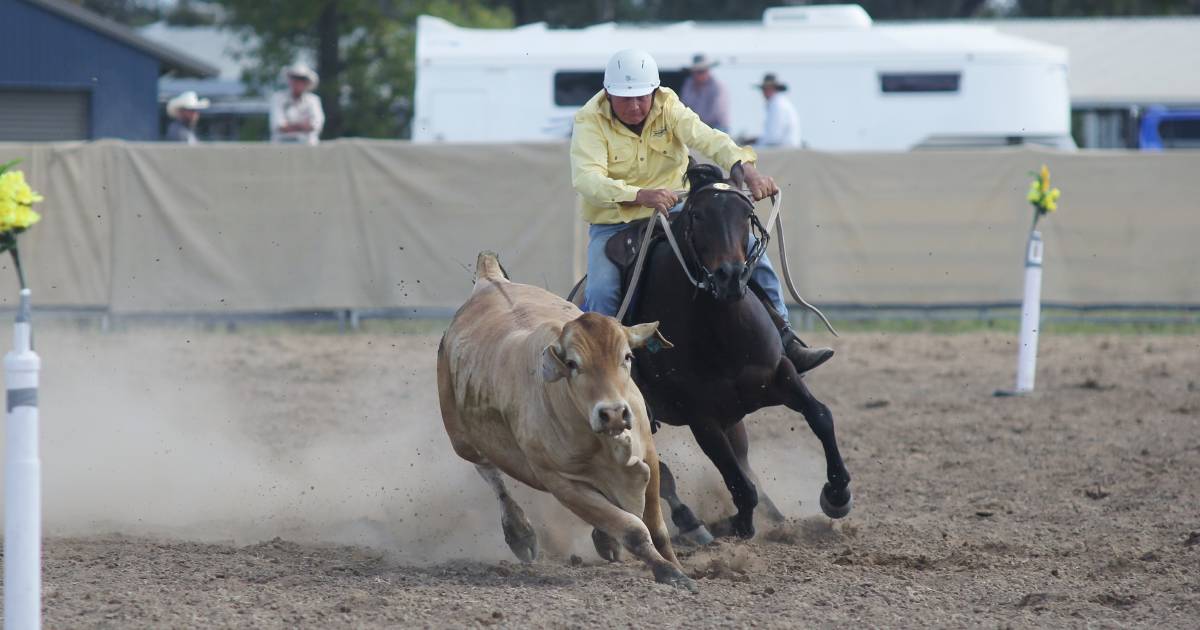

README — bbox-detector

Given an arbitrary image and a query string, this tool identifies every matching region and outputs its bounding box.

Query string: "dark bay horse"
[629,163,853,540]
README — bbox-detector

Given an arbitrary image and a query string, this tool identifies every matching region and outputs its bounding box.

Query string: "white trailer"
[414,5,1073,150]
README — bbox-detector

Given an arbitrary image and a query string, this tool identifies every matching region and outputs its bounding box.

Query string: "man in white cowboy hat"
[270,62,325,145]
[570,49,833,374]
[679,53,730,132]
[165,91,209,145]
[753,73,800,148]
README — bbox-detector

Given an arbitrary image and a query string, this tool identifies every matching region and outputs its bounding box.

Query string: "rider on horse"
[570,49,833,374]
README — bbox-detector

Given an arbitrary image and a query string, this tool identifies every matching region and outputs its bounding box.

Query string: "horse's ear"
[682,157,695,187]
[685,162,724,192]
[729,161,747,191]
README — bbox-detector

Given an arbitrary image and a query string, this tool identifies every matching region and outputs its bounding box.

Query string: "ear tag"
[711,182,732,191]
[646,337,663,353]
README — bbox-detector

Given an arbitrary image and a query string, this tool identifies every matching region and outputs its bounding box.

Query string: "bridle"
[677,183,769,301]
[613,184,839,337]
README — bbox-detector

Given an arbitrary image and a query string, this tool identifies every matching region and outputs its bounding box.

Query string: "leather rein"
[615,185,839,337]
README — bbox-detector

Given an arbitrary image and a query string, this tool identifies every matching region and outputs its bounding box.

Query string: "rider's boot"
[748,281,834,374]
[780,325,834,374]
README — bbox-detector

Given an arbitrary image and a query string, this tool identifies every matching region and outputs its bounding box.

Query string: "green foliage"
[1017,0,1200,16]
[214,0,512,139]
[72,0,161,25]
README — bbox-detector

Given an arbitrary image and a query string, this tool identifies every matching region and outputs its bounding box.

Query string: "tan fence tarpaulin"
[0,141,1196,313]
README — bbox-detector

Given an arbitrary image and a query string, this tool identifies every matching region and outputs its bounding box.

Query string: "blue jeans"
[583,206,788,320]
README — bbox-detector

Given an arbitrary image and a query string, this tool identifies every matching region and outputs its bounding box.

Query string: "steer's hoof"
[591,528,622,563]
[819,483,853,520]
[502,516,538,563]
[677,524,714,547]
[653,564,699,593]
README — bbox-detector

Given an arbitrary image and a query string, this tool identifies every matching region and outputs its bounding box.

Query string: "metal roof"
[418,15,1067,66]
[20,0,218,78]
[961,17,1200,106]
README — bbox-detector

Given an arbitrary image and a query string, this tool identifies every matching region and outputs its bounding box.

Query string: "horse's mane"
[684,163,725,193]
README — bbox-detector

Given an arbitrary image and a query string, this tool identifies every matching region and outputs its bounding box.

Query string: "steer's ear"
[541,344,569,382]
[625,321,674,351]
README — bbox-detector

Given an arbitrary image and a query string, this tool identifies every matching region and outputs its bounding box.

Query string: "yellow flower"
[0,169,43,233]
[1026,181,1041,203]
[1039,164,1050,194]
[1043,188,1061,212]
[0,170,43,207]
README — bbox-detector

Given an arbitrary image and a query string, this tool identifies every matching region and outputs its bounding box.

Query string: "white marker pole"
[1015,230,1044,394]
[5,288,41,630]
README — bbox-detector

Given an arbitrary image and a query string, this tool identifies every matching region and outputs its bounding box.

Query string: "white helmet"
[603,49,660,97]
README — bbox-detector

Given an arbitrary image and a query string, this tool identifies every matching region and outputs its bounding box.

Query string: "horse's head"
[680,162,768,303]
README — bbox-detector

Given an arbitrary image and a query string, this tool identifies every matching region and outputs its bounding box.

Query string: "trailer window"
[555,72,605,107]
[880,73,960,94]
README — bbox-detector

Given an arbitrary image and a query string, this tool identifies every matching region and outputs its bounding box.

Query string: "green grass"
[812,313,1200,335]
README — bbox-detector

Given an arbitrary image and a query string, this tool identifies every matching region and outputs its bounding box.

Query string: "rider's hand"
[635,188,679,216]
[741,163,779,201]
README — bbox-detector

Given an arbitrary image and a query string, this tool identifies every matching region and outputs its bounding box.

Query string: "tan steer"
[437,252,693,590]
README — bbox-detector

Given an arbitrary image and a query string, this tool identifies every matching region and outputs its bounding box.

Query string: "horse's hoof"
[707,516,755,540]
[819,483,853,520]
[677,524,714,547]
[591,528,622,563]
[653,564,699,593]
[502,515,538,563]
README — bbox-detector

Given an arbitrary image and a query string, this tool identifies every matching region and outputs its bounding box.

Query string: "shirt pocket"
[607,140,635,181]
[647,129,677,159]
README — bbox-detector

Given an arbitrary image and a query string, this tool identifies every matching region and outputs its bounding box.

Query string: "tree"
[214,0,512,139]
[70,0,160,25]
[1016,0,1200,15]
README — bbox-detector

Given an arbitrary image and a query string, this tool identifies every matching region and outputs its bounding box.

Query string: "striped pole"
[5,288,41,630]
[1014,230,1044,394]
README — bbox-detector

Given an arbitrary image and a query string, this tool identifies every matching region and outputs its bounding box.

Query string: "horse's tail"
[474,251,510,283]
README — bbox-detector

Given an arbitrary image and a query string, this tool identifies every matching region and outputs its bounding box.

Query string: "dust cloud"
[2,323,823,563]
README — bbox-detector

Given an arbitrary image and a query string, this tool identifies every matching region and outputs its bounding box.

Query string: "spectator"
[164,91,209,144]
[679,53,730,132]
[753,73,801,148]
[270,63,325,145]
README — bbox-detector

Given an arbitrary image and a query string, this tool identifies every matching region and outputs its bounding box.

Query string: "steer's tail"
[475,251,510,283]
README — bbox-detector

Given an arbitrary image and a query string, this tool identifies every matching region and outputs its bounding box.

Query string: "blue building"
[0,0,217,141]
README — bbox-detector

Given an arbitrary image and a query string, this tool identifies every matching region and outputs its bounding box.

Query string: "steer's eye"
[565,359,579,372]
[624,352,633,364]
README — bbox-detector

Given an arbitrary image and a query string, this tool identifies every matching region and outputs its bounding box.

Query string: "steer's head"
[541,313,671,436]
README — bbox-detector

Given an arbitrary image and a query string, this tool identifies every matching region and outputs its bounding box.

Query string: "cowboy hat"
[284,62,319,90]
[166,91,210,117]
[689,53,719,72]
[755,73,788,92]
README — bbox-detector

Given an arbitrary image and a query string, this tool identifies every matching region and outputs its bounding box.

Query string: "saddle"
[604,214,680,323]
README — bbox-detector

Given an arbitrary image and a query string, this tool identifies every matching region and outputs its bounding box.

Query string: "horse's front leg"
[776,367,852,518]
[658,460,714,546]
[690,418,758,538]
[725,422,787,523]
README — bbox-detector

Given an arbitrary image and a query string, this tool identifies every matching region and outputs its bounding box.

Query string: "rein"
[614,187,839,337]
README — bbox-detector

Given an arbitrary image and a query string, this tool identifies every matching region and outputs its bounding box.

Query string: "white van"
[413,5,1074,150]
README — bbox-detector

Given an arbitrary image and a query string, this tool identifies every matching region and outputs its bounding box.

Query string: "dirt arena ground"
[10,324,1199,628]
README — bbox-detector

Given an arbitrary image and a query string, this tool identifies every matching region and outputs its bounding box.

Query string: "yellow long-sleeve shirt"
[570,88,757,225]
